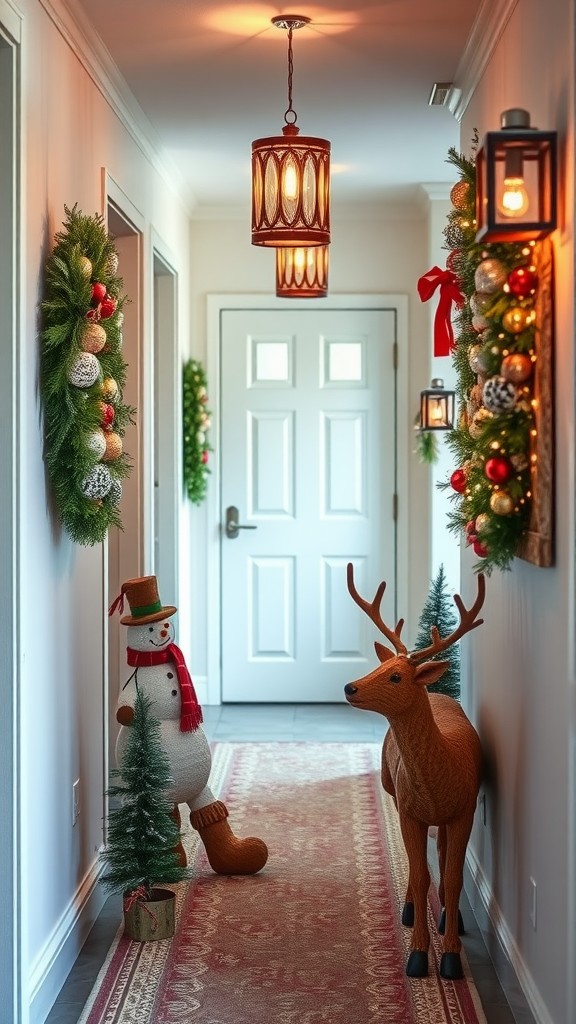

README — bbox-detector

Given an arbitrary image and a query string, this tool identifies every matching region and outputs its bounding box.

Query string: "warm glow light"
[283,162,298,201]
[498,177,530,218]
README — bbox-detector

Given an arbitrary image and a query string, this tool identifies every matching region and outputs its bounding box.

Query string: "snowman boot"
[190,800,268,874]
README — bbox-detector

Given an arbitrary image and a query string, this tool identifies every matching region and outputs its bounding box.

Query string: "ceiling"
[71,0,483,215]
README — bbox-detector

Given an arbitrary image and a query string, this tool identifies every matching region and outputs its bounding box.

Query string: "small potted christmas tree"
[100,690,190,941]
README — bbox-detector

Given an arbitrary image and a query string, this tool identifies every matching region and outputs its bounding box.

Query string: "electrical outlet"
[72,778,80,827]
[529,876,537,929]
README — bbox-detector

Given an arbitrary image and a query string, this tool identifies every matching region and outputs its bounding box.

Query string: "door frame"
[206,293,409,705]
[0,5,22,1019]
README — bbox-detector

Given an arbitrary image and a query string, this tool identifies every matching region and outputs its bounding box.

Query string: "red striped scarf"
[126,644,203,731]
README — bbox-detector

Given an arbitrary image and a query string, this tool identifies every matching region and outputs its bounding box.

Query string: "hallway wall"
[460,2,575,1023]
[15,1,193,1021]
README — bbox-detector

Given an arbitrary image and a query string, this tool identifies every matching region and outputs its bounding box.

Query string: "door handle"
[225,505,257,540]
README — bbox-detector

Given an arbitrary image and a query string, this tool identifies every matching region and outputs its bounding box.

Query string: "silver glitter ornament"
[86,430,107,460]
[483,376,517,413]
[474,258,508,294]
[80,464,112,500]
[108,478,123,504]
[470,292,493,316]
[68,352,100,388]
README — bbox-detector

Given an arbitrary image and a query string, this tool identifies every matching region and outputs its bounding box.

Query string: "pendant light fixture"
[276,245,329,298]
[252,15,331,248]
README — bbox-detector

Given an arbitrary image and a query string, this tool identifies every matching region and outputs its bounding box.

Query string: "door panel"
[221,307,396,702]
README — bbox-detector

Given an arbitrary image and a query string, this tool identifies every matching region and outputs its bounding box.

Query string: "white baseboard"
[465,847,553,1024]
[29,856,107,1024]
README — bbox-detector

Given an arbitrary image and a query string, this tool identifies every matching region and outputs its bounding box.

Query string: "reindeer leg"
[399,814,430,977]
[436,825,465,936]
[439,814,474,980]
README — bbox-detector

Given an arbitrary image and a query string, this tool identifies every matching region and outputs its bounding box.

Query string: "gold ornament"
[103,431,123,461]
[502,306,532,334]
[101,376,119,402]
[490,490,514,515]
[468,344,490,375]
[81,322,106,354]
[79,255,93,279]
[469,407,493,439]
[475,512,490,533]
[450,181,470,210]
[468,383,484,411]
[104,251,119,276]
[501,353,532,384]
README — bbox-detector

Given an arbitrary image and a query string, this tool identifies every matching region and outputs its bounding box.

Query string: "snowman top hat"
[109,575,177,625]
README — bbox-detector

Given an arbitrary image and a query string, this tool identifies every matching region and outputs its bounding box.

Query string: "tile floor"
[46,704,537,1024]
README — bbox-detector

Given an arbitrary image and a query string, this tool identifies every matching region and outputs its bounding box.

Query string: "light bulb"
[293,248,306,272]
[282,161,298,201]
[498,176,530,218]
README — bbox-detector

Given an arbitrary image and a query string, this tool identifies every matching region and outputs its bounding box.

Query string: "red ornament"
[507,265,538,298]
[99,401,115,429]
[91,282,107,304]
[446,249,463,273]
[450,468,467,493]
[100,294,117,319]
[485,456,512,484]
[86,306,101,323]
[465,519,476,535]
[201,450,209,465]
[473,538,489,558]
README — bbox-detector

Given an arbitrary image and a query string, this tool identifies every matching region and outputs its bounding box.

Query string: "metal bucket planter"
[123,887,176,942]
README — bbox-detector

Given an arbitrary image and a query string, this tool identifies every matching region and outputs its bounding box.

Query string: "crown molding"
[39,0,196,216]
[451,0,520,121]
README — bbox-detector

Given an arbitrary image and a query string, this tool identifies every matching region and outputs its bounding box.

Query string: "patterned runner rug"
[79,743,487,1024]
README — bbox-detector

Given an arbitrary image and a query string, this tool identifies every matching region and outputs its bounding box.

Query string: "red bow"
[417,266,464,356]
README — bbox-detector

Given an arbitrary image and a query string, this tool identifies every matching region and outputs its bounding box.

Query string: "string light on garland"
[41,204,135,545]
[182,359,212,504]
[437,140,542,574]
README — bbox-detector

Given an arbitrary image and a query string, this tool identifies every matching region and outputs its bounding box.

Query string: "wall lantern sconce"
[252,15,330,248]
[276,245,329,298]
[475,108,557,243]
[419,378,455,431]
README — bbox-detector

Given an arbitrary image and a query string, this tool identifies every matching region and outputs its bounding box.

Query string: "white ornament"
[80,464,112,499]
[108,478,122,504]
[68,352,100,388]
[482,376,517,414]
[86,430,107,460]
[472,314,490,333]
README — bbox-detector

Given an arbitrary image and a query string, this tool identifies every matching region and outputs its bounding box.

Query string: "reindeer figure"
[344,563,485,980]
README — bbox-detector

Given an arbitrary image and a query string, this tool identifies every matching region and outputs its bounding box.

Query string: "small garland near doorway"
[41,205,134,546]
[182,358,212,504]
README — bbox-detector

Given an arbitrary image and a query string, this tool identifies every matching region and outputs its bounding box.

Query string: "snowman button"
[167,672,174,679]
[171,690,177,696]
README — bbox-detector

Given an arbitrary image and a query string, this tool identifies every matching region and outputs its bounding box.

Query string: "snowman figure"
[109,575,268,875]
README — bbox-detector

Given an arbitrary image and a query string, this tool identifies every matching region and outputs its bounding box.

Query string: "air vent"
[428,82,453,107]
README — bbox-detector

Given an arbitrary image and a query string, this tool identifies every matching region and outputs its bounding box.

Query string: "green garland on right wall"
[441,145,540,575]
[182,358,212,504]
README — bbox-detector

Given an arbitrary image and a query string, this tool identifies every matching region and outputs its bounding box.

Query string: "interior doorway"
[207,294,409,705]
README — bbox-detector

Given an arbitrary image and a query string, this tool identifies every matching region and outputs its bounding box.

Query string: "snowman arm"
[121,668,138,691]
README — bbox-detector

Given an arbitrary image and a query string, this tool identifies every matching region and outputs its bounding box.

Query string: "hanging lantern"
[419,378,455,431]
[276,245,329,298]
[252,16,330,247]
[475,109,557,243]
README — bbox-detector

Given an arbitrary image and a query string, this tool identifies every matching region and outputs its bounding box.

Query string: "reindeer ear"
[414,660,450,687]
[375,641,396,663]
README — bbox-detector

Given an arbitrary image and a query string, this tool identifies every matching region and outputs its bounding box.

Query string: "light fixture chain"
[284,26,298,126]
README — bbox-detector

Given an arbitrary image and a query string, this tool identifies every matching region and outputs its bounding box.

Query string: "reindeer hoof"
[402,901,414,926]
[406,950,428,977]
[438,908,465,935]
[440,952,464,980]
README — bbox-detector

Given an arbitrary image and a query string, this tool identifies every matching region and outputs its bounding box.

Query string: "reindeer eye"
[390,672,402,684]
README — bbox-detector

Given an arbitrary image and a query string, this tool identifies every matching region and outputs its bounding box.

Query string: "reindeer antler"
[409,573,486,664]
[346,562,407,655]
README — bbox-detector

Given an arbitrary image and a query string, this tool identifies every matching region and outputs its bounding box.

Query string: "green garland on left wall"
[41,205,135,546]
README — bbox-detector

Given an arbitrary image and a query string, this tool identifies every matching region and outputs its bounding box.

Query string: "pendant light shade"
[276,245,329,298]
[252,16,331,248]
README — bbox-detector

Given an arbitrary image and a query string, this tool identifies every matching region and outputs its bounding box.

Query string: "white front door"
[220,304,399,703]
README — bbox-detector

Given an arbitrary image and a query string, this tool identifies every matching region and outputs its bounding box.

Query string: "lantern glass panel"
[476,130,557,243]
